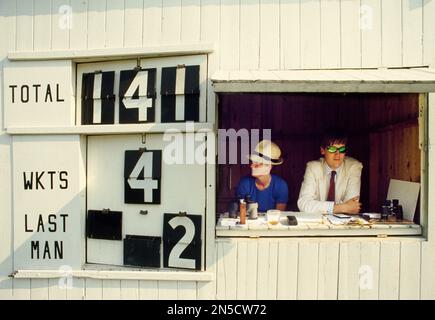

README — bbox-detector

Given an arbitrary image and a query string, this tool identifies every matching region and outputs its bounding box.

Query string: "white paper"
[387,179,420,221]
[285,211,323,223]
[327,214,351,225]
[220,218,238,227]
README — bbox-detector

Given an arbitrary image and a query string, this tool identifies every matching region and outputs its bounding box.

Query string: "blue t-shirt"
[236,174,289,212]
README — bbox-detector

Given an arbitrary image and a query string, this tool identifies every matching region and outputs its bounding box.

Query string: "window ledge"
[216,215,422,237]
[10,267,214,282]
[216,226,422,237]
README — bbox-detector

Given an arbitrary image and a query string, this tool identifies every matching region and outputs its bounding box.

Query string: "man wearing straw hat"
[235,140,289,212]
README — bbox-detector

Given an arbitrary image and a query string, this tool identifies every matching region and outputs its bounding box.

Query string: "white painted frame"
[8,44,215,62]
[12,269,214,282]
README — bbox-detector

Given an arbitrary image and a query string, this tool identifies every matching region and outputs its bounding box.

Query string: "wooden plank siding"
[16,0,33,51]
[320,0,341,69]
[381,0,403,67]
[340,0,362,68]
[51,0,70,50]
[87,0,106,49]
[0,0,434,301]
[70,0,88,50]
[338,241,361,300]
[66,278,85,300]
[120,280,139,300]
[215,238,425,300]
[361,0,382,68]
[30,279,49,300]
[359,241,380,300]
[239,0,260,70]
[2,0,431,78]
[379,242,401,299]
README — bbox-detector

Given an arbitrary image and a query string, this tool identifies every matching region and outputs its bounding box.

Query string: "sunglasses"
[326,145,347,154]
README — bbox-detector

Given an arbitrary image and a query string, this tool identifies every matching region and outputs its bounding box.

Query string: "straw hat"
[248,140,283,165]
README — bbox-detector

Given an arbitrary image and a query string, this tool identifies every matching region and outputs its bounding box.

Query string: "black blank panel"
[86,210,122,240]
[123,235,161,268]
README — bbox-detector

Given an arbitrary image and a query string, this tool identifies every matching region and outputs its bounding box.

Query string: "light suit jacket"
[297,157,363,213]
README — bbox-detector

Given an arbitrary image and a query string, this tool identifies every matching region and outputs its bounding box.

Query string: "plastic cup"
[267,210,281,225]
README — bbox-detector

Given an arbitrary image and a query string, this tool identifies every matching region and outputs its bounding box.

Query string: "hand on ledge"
[333,197,361,215]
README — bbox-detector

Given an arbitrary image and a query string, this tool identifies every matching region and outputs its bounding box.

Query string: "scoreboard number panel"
[81,71,115,125]
[119,69,157,123]
[124,150,162,204]
[78,56,206,125]
[87,132,205,268]
[163,213,202,270]
[161,65,200,123]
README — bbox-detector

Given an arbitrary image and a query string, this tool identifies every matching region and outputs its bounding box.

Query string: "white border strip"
[11,269,214,281]
[6,123,214,135]
[8,44,215,62]
[212,81,435,93]
[216,226,422,237]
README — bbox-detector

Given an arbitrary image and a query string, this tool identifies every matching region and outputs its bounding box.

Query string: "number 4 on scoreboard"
[124,149,162,204]
[119,69,156,123]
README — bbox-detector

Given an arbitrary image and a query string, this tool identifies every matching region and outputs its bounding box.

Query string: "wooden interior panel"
[367,94,420,215]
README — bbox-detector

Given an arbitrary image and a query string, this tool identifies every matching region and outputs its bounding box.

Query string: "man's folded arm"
[297,166,331,213]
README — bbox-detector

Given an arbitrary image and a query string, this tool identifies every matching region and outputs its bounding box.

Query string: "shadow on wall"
[0,189,85,271]
[0,132,13,296]
[0,186,85,299]
[1,58,6,131]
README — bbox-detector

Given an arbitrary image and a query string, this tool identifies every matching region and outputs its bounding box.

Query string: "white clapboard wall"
[216,237,427,300]
[1,0,435,300]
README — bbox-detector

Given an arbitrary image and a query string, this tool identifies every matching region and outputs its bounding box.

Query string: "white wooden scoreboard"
[4,55,207,271]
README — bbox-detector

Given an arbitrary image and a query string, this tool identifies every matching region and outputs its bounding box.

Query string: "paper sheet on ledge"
[387,179,420,222]
[326,214,352,225]
[285,212,323,223]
